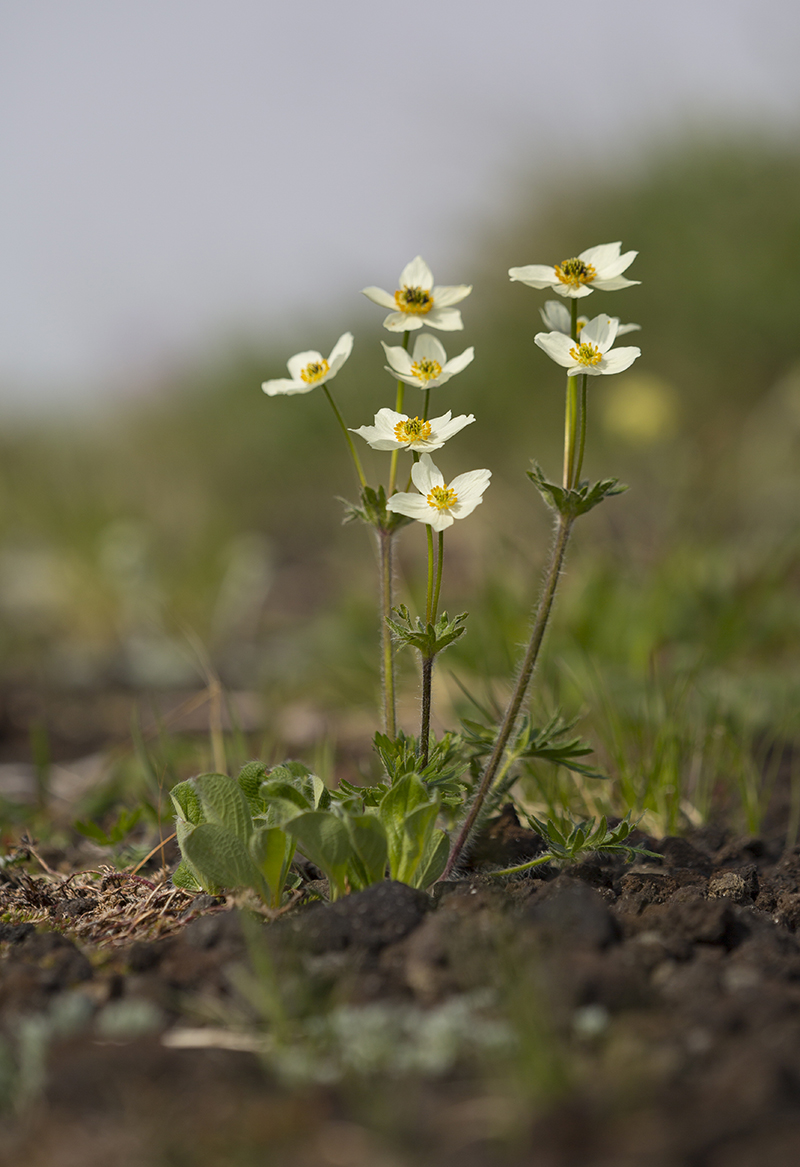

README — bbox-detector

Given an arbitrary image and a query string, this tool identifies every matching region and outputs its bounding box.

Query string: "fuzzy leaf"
[193,773,254,842]
[180,822,265,895]
[250,826,294,907]
[346,813,388,886]
[170,780,205,826]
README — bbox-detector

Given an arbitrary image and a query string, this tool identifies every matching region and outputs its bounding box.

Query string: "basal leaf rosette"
[535,314,641,377]
[351,408,475,453]
[510,241,639,299]
[262,332,354,396]
[386,453,491,532]
[539,300,640,338]
[382,334,474,388]
[362,256,471,332]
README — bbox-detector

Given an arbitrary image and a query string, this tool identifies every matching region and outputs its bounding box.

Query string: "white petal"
[578,242,621,270]
[508,264,559,288]
[593,275,641,292]
[599,347,641,375]
[580,314,617,352]
[399,256,434,290]
[432,284,472,307]
[411,454,443,494]
[262,377,308,397]
[386,493,436,522]
[556,284,594,299]
[383,312,424,331]
[616,322,641,336]
[450,467,491,503]
[424,307,463,331]
[433,413,475,442]
[286,350,323,381]
[534,331,575,368]
[381,343,414,376]
[441,346,474,376]
[327,331,354,374]
[427,510,455,531]
[539,301,571,333]
[596,250,638,280]
[386,367,424,388]
[361,286,396,309]
[411,334,447,364]
[451,494,485,521]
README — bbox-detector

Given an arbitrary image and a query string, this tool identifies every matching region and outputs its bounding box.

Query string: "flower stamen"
[394,285,434,315]
[394,417,432,443]
[427,484,458,511]
[555,258,597,290]
[300,359,330,384]
[569,342,603,367]
[409,357,443,382]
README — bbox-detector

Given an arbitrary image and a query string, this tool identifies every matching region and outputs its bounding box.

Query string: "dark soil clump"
[5,815,800,1165]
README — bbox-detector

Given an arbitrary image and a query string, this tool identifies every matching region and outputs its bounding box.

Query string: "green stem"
[422,386,431,422]
[562,299,580,490]
[441,512,574,879]
[388,331,411,495]
[489,852,556,878]
[573,375,588,486]
[425,524,435,625]
[323,386,366,488]
[419,655,433,768]
[431,530,444,625]
[379,530,397,738]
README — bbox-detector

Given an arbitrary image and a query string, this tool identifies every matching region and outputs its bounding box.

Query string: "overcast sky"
[1,0,799,406]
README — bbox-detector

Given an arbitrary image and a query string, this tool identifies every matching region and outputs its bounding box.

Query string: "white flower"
[362,256,471,332]
[386,453,490,532]
[262,332,353,396]
[534,314,641,377]
[382,334,474,389]
[351,408,475,452]
[540,300,641,338]
[510,242,639,299]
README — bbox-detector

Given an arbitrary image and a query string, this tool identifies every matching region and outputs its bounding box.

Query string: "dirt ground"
[4,805,800,1166]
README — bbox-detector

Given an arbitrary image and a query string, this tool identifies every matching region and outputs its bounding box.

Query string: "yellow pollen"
[394,416,432,443]
[555,257,597,290]
[569,341,603,367]
[410,357,443,383]
[300,358,330,384]
[427,484,458,511]
[394,285,434,315]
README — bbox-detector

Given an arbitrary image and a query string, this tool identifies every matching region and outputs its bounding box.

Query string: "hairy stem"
[419,530,444,767]
[419,655,433,768]
[442,513,574,878]
[562,299,580,489]
[378,529,397,737]
[388,331,411,495]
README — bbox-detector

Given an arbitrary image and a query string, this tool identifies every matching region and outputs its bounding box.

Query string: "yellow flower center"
[394,417,432,444]
[427,484,458,511]
[409,358,442,383]
[394,285,434,315]
[569,342,603,367]
[300,358,330,384]
[555,258,597,290]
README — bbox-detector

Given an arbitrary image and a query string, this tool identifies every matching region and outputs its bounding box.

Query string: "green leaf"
[395,800,439,884]
[170,780,205,826]
[171,859,204,892]
[250,827,294,907]
[527,460,628,519]
[194,773,254,841]
[346,813,388,886]
[259,779,313,811]
[237,761,268,812]
[73,819,112,846]
[180,821,266,896]
[416,828,450,889]
[288,811,353,899]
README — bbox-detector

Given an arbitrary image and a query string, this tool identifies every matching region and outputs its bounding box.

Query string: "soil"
[4,807,800,1165]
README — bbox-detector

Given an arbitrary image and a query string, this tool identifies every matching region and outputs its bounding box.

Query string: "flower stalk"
[442,511,573,878]
[378,528,397,738]
[387,331,410,496]
[419,529,445,768]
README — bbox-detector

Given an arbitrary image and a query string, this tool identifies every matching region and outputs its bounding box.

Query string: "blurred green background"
[2,134,799,834]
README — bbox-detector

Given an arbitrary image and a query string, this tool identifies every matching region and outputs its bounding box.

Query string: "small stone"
[708,871,752,904]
